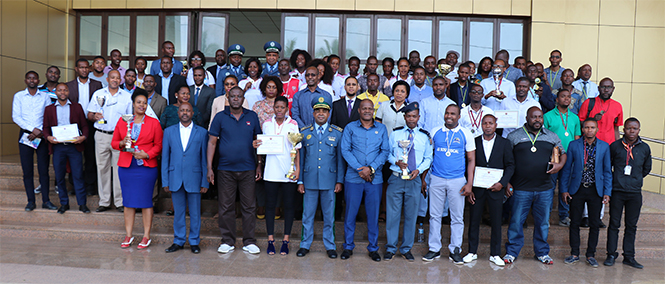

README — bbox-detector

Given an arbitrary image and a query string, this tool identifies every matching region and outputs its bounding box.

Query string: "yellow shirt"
[358,91,390,117]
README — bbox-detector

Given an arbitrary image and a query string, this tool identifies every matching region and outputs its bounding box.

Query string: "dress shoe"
[603,254,616,266]
[580,217,589,228]
[369,251,381,262]
[340,249,353,260]
[190,245,201,254]
[622,257,643,269]
[327,250,337,259]
[42,202,57,210]
[296,248,309,257]
[79,205,91,213]
[25,202,36,211]
[599,220,607,228]
[57,204,70,214]
[96,206,111,212]
[165,244,183,253]
[117,206,124,213]
[383,252,394,261]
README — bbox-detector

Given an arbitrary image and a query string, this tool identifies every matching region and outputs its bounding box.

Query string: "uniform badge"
[246,121,251,126]
[318,97,324,103]
[292,86,297,91]
[270,42,275,47]
[306,134,312,140]
[225,72,230,76]
[328,136,335,141]
[375,131,378,134]
[236,44,240,49]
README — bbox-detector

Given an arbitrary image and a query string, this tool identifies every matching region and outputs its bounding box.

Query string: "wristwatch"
[369,166,375,175]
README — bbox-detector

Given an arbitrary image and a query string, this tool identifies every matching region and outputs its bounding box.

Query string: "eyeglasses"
[492,65,505,68]
[550,56,561,59]
[191,58,202,61]
[470,90,483,94]
[305,73,317,77]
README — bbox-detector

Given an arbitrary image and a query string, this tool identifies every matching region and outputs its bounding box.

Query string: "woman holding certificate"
[252,96,301,255]
[112,92,163,249]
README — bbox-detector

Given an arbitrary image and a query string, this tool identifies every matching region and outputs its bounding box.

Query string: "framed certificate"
[495,110,519,128]
[256,134,285,155]
[473,166,504,188]
[51,124,80,142]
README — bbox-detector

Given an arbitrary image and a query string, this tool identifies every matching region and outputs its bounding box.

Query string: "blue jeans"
[505,190,552,258]
[551,172,569,219]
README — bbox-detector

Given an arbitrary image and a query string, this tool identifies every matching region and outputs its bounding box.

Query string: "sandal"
[137,237,151,250]
[267,240,276,255]
[378,211,387,222]
[280,240,289,255]
[120,236,134,248]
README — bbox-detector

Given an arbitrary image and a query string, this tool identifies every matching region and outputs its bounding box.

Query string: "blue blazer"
[161,123,209,192]
[560,138,612,197]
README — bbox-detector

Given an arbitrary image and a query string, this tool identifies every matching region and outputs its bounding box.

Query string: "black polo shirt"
[209,108,262,172]
[610,138,652,193]
[507,125,564,192]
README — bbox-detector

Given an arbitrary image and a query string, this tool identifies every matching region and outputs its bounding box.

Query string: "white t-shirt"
[460,105,494,138]
[262,116,302,183]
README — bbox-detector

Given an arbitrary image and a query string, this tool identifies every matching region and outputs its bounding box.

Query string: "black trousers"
[264,181,297,236]
[569,184,602,257]
[607,190,642,259]
[83,121,97,194]
[18,131,50,204]
[468,187,503,256]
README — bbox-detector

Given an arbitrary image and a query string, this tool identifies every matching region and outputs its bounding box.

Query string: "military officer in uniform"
[215,44,247,97]
[296,95,345,259]
[262,41,281,77]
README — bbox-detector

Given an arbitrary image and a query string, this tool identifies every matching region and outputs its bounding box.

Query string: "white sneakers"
[463,253,478,263]
[243,244,261,254]
[490,255,505,266]
[217,244,234,254]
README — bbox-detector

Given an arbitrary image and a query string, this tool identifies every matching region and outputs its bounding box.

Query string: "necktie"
[194,87,200,105]
[318,126,324,139]
[217,66,222,79]
[270,66,274,74]
[407,129,416,172]
[347,100,353,117]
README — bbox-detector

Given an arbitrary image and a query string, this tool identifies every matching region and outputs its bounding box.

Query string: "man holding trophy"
[384,102,432,261]
[480,59,516,111]
[87,70,133,212]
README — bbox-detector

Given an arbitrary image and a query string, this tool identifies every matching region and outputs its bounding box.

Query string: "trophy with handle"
[492,67,504,102]
[437,63,452,77]
[285,132,304,180]
[96,95,106,124]
[121,114,135,152]
[398,140,413,179]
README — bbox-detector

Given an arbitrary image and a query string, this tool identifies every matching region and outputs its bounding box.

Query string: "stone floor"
[1,237,664,283]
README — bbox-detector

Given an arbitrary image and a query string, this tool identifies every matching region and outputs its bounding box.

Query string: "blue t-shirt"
[430,125,475,179]
[208,108,262,172]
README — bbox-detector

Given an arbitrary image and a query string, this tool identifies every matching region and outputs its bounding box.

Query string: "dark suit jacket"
[189,85,215,127]
[207,65,221,81]
[149,92,168,119]
[473,134,515,200]
[330,97,361,129]
[560,138,612,197]
[155,74,187,105]
[449,82,477,107]
[65,78,103,105]
[42,102,89,154]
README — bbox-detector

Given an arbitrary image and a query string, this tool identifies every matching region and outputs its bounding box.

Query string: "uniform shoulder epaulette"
[330,124,343,132]
[393,126,405,131]
[419,128,431,139]
[300,125,312,132]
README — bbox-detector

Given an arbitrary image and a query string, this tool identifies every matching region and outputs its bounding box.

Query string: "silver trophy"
[121,114,135,152]
[492,67,504,102]
[96,96,106,124]
[398,140,413,179]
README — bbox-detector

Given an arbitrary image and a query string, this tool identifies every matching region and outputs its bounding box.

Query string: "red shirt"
[578,98,623,144]
[281,77,300,115]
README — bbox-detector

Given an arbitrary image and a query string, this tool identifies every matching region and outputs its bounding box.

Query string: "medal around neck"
[398,140,413,179]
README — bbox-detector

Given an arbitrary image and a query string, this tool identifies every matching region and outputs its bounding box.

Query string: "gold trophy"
[437,63,452,77]
[121,114,135,152]
[286,132,304,180]
[398,140,413,179]
[534,77,541,91]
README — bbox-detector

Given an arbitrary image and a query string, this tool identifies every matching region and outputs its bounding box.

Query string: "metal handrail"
[618,133,665,179]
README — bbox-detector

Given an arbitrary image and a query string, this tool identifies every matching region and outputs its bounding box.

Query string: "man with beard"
[292,66,333,128]
[499,77,540,138]
[357,56,391,97]
[207,49,227,82]
[544,50,565,90]
[409,67,433,104]
[578,78,623,144]
[525,65,555,112]
[503,106,566,265]
[422,56,438,87]
[89,56,108,87]
[39,66,61,102]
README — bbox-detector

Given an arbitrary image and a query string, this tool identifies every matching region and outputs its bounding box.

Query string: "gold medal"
[446,151,451,157]
[462,103,466,108]
[470,129,475,134]
[531,146,537,152]
[564,132,569,137]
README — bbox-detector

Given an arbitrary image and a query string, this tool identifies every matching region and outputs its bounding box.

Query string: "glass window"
[314,17,339,58]
[438,20,463,61]
[408,19,432,59]
[136,16,159,57]
[107,16,130,56]
[500,22,523,58]
[201,16,227,58]
[346,18,371,59]
[79,16,102,55]
[377,18,401,59]
[284,16,309,56]
[469,21,494,63]
[165,15,189,57]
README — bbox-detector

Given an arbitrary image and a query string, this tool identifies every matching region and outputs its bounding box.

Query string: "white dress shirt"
[460,105,494,138]
[572,79,599,99]
[498,95,541,138]
[480,77,516,111]
[179,122,193,151]
[77,77,92,116]
[86,87,133,131]
[482,133,496,163]
[186,69,215,87]
[12,88,51,131]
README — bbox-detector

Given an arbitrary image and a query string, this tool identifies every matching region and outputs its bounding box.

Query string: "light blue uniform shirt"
[161,73,173,104]
[341,120,390,184]
[291,87,332,128]
[417,95,455,132]
[388,126,433,174]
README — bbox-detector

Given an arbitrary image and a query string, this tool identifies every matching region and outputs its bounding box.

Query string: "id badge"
[624,165,632,176]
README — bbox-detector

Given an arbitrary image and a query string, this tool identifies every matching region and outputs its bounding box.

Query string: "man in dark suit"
[162,102,209,254]
[143,75,167,119]
[465,113,515,266]
[154,56,187,105]
[42,83,90,213]
[331,76,361,129]
[66,58,103,196]
[207,49,226,82]
[449,63,477,108]
[189,67,215,127]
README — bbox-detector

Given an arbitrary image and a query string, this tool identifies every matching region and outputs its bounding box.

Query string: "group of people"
[12,39,651,269]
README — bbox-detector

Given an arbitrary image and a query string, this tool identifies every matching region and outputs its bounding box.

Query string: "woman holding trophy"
[111,92,164,249]
[252,96,301,255]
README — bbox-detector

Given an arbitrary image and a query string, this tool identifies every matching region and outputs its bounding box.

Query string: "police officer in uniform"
[262,41,281,77]
[215,44,247,97]
[296,95,344,259]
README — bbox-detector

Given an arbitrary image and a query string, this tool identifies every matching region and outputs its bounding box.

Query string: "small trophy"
[286,132,304,180]
[492,67,504,102]
[96,96,106,124]
[398,140,413,179]
[534,77,541,91]
[121,114,135,152]
[437,63,452,77]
